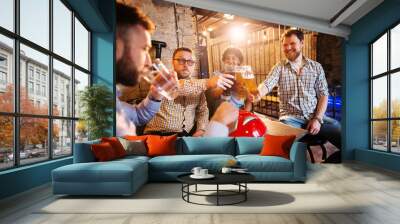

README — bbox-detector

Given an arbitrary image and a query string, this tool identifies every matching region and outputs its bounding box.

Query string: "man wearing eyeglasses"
[144,47,215,137]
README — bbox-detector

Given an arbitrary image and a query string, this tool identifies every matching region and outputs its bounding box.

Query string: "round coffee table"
[177,173,255,206]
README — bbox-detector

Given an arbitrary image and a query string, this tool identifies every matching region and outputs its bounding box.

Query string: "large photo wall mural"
[115,0,343,163]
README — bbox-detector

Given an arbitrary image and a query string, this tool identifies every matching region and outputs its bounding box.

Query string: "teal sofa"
[52,137,306,196]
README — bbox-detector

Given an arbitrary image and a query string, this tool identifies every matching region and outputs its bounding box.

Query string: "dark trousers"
[280,116,342,149]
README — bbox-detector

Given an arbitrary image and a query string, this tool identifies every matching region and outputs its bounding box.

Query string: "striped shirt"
[258,57,329,120]
[144,79,209,134]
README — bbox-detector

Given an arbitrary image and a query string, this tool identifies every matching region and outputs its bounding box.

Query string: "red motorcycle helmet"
[229,110,267,137]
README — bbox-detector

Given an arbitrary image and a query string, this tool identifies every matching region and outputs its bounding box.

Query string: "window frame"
[370,20,400,154]
[0,0,92,171]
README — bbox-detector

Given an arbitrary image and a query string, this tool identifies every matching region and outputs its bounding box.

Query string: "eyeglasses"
[173,58,195,66]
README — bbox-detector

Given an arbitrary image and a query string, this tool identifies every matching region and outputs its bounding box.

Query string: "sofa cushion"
[118,138,147,156]
[178,137,235,155]
[260,134,296,159]
[148,154,235,172]
[236,155,293,172]
[147,135,177,157]
[101,137,127,158]
[52,158,147,183]
[235,137,263,155]
[91,142,118,162]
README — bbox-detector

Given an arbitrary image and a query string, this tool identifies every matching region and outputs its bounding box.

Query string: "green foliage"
[79,84,113,140]
[372,99,400,139]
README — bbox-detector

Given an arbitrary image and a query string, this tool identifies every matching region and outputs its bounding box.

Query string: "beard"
[285,50,301,61]
[116,56,141,87]
[177,69,191,79]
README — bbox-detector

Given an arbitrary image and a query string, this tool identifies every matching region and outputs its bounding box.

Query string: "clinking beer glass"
[220,65,258,101]
[240,65,259,96]
[142,58,178,100]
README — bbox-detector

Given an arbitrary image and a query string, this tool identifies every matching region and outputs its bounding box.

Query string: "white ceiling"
[165,0,384,38]
[227,0,353,23]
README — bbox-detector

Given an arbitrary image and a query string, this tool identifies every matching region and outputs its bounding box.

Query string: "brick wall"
[117,0,199,101]
[121,0,198,74]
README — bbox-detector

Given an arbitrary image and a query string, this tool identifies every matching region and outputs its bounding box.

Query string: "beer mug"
[220,64,237,100]
[142,59,178,100]
[228,65,257,101]
[241,65,258,96]
[231,66,248,100]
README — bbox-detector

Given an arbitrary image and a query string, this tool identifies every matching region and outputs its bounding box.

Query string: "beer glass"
[220,64,236,100]
[231,66,247,100]
[141,59,178,100]
[229,65,258,101]
[241,65,258,96]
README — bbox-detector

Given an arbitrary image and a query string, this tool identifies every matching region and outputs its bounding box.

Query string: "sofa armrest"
[289,141,307,181]
[73,140,100,163]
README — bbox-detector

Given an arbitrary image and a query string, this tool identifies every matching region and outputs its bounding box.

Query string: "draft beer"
[232,66,258,100]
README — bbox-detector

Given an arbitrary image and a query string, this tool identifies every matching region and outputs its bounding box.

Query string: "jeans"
[280,116,342,148]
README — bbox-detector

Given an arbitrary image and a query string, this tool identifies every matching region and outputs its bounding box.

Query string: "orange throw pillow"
[91,142,117,161]
[124,135,149,142]
[146,135,177,157]
[101,137,126,158]
[259,134,296,159]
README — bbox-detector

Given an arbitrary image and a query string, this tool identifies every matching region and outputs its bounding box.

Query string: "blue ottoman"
[52,156,148,196]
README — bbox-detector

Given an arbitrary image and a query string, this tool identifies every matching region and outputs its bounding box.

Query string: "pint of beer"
[219,65,258,101]
[241,66,258,95]
[232,65,258,100]
[232,68,247,100]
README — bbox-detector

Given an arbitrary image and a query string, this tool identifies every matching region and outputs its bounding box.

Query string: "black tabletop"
[177,172,255,185]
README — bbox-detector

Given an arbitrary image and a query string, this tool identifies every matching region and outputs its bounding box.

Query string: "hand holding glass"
[217,65,259,101]
[142,59,178,100]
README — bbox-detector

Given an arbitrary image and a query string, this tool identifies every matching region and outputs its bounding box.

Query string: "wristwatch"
[313,116,324,125]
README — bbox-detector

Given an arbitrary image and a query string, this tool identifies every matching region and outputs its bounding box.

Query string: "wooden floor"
[1,162,400,224]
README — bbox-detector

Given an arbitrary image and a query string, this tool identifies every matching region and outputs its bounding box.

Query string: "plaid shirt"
[258,57,329,120]
[144,79,209,133]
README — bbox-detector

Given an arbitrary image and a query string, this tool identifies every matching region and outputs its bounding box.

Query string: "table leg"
[181,184,183,200]
[187,184,190,202]
[245,183,247,201]
[217,184,219,206]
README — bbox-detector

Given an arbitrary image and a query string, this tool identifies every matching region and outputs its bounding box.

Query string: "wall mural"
[116,0,343,164]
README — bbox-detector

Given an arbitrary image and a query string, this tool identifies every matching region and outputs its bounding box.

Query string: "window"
[0,71,7,92]
[28,81,34,94]
[35,70,41,81]
[75,17,89,70]
[42,85,46,97]
[0,0,14,32]
[370,23,400,154]
[20,0,49,49]
[0,0,91,170]
[53,0,72,60]
[36,83,40,95]
[0,70,6,81]
[0,54,7,87]
[0,55,7,67]
[28,67,34,80]
[53,59,72,117]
